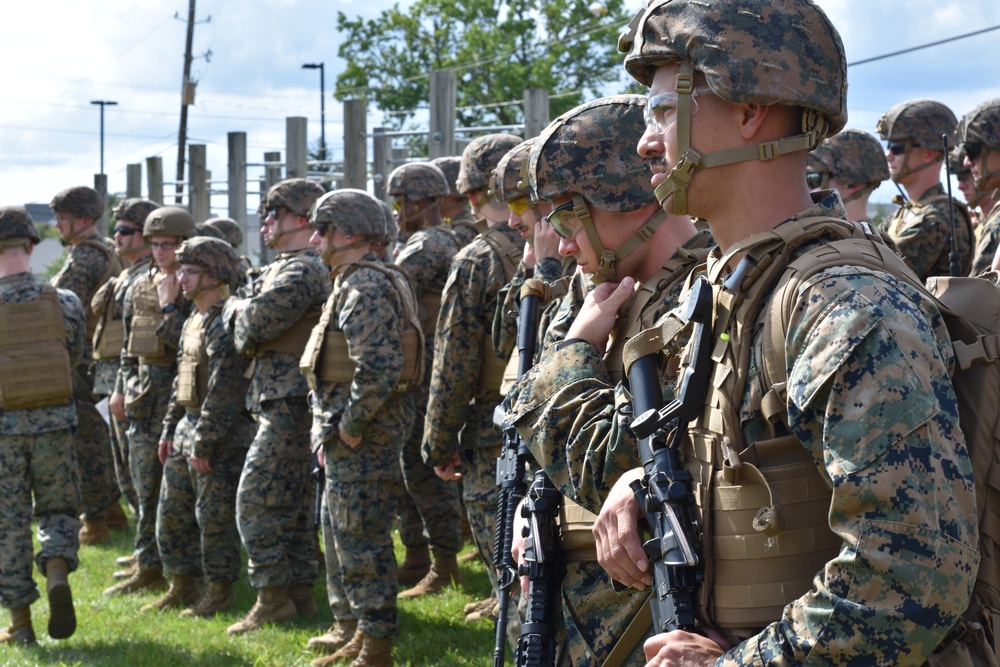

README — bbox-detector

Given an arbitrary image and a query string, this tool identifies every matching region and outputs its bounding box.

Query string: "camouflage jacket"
[395,225,459,326]
[969,200,1000,276]
[92,256,150,395]
[422,224,522,466]
[161,301,254,460]
[502,230,712,512]
[309,255,411,482]
[0,272,85,435]
[445,209,479,248]
[884,183,972,280]
[227,247,330,412]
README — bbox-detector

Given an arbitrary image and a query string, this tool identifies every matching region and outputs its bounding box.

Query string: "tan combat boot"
[463,594,498,622]
[141,574,203,613]
[45,557,76,639]
[180,580,234,617]
[311,628,363,666]
[78,519,112,546]
[106,501,130,531]
[103,566,168,596]
[398,551,459,599]
[112,561,138,580]
[348,633,393,667]
[0,606,35,646]
[307,619,358,654]
[226,586,297,635]
[396,545,430,587]
[289,581,318,617]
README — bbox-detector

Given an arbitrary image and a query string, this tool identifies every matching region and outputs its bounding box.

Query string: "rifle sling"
[600,599,652,667]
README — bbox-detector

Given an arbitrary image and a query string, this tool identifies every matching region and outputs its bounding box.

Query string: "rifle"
[515,469,561,666]
[627,275,714,633]
[493,279,544,667]
[942,133,963,277]
[311,450,325,528]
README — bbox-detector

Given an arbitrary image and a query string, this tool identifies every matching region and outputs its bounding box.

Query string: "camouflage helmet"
[877,99,958,149]
[0,206,41,246]
[263,178,326,217]
[492,139,534,203]
[143,206,197,239]
[376,199,399,248]
[949,144,971,176]
[387,162,450,201]
[430,156,463,198]
[620,0,847,137]
[203,217,244,248]
[812,129,890,186]
[959,98,1000,190]
[112,198,160,227]
[50,186,105,220]
[175,236,241,288]
[310,189,387,237]
[456,133,522,194]
[195,222,225,240]
[529,95,655,212]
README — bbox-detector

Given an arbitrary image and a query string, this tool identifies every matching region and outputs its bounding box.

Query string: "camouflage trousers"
[322,474,399,638]
[462,443,502,591]
[0,429,81,609]
[127,417,165,569]
[237,398,316,589]
[398,388,462,556]
[157,415,246,583]
[110,412,138,513]
[75,392,119,520]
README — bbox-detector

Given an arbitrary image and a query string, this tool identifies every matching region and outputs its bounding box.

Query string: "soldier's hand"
[533,217,561,262]
[109,391,126,421]
[434,452,462,481]
[511,496,530,594]
[567,277,635,354]
[338,423,362,448]
[189,454,212,475]
[157,271,180,308]
[593,467,651,589]
[522,240,536,270]
[643,629,729,666]
[158,440,173,465]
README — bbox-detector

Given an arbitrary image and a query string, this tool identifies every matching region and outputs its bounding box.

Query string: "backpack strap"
[479,227,521,284]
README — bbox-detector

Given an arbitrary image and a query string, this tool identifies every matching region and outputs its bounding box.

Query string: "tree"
[335,0,632,148]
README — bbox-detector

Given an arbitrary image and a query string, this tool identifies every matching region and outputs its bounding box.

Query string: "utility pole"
[302,63,326,163]
[90,100,117,174]
[175,0,196,204]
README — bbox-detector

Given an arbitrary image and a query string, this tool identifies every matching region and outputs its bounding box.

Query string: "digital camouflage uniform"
[961,99,1000,275]
[308,254,410,640]
[0,270,85,611]
[972,202,1000,275]
[158,280,254,586]
[445,209,479,248]
[806,128,889,223]
[51,232,121,523]
[228,246,330,590]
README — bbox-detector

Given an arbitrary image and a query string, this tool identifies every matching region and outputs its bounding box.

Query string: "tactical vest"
[91,266,133,360]
[0,284,73,410]
[127,272,172,365]
[78,237,125,340]
[476,227,521,394]
[889,193,974,273]
[176,311,210,409]
[300,261,425,392]
[255,256,322,356]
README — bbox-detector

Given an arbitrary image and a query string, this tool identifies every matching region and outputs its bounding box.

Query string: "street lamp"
[90,100,118,175]
[302,63,326,163]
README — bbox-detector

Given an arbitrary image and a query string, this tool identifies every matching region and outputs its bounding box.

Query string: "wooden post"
[228,132,248,253]
[372,127,393,202]
[147,156,164,204]
[126,164,142,198]
[189,144,209,221]
[286,117,308,179]
[523,88,550,139]
[93,173,108,237]
[343,99,367,189]
[428,70,457,159]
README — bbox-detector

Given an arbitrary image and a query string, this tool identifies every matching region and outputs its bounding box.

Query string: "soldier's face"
[114,221,146,253]
[550,195,596,273]
[53,212,88,241]
[507,198,537,240]
[177,263,218,297]
[150,235,179,270]
[957,171,978,203]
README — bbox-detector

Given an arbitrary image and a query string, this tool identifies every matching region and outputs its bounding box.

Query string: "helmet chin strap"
[267,216,312,249]
[654,63,824,216]
[60,217,96,247]
[184,271,221,301]
[321,236,370,267]
[572,194,667,286]
[889,142,940,183]
[974,146,1000,192]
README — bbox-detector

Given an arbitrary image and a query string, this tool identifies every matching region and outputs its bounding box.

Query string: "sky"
[1,0,999,215]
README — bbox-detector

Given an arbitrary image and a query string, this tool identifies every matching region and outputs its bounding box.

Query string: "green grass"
[1,525,504,667]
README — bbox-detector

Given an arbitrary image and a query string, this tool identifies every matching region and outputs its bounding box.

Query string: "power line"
[848,24,1000,67]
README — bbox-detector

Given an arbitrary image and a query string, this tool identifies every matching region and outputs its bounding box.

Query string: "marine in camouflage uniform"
[500,96,711,666]
[959,99,1000,275]
[224,178,329,635]
[421,133,523,619]
[92,198,159,518]
[432,155,480,247]
[806,129,891,224]
[50,185,123,544]
[877,99,973,279]
[386,162,465,597]
[0,207,84,645]
[106,206,197,596]
[592,3,978,664]
[303,190,413,667]
[152,237,254,617]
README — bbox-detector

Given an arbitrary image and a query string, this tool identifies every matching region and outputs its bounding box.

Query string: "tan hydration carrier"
[476,228,521,394]
[127,273,171,364]
[301,261,425,392]
[0,284,73,409]
[79,238,124,340]
[176,312,209,408]
[91,268,128,360]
